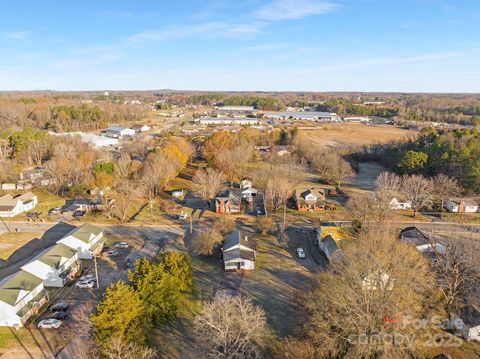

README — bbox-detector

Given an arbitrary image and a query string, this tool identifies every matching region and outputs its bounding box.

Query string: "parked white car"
[79,274,96,282]
[114,242,129,249]
[296,248,306,259]
[38,319,62,329]
[105,249,119,257]
[75,280,96,289]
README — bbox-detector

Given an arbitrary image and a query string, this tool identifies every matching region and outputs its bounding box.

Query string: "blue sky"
[1,0,479,92]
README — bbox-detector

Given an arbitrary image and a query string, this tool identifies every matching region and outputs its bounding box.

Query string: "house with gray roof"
[0,192,38,217]
[444,198,479,213]
[315,230,341,262]
[215,189,242,214]
[222,230,256,271]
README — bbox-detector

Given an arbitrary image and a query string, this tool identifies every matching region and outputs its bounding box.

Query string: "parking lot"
[34,228,184,332]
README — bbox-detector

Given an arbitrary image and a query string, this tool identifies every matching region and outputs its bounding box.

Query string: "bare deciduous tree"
[192,168,224,205]
[27,138,50,166]
[103,337,157,359]
[216,141,254,185]
[433,174,461,213]
[194,293,268,359]
[303,226,437,358]
[374,171,401,219]
[433,237,480,313]
[346,192,379,226]
[113,179,141,222]
[401,175,434,217]
[313,152,354,188]
[265,174,294,212]
[115,153,133,179]
[191,227,223,256]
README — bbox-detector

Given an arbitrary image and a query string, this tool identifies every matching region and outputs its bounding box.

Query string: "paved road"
[0,220,184,234]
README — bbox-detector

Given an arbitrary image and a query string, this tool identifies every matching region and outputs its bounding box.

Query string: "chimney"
[244,236,248,241]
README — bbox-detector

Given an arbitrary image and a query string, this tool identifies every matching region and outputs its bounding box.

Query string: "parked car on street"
[79,274,96,282]
[38,319,62,329]
[49,207,62,215]
[296,248,306,259]
[114,242,128,249]
[49,311,68,320]
[49,302,70,312]
[105,249,118,257]
[75,280,96,288]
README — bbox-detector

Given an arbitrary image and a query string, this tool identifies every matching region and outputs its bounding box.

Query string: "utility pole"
[94,255,100,291]
[190,214,193,234]
[0,216,10,232]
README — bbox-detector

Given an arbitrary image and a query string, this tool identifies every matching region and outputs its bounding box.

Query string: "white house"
[389,197,412,210]
[444,198,479,213]
[222,230,256,271]
[57,223,105,259]
[21,243,80,287]
[104,126,136,138]
[131,124,151,133]
[0,270,47,327]
[0,192,38,217]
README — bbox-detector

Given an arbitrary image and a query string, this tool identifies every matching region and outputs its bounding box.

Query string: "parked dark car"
[49,311,68,320]
[50,302,70,312]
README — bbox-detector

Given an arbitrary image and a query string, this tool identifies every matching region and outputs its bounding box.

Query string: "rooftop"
[36,243,77,269]
[223,248,255,262]
[0,270,43,306]
[223,230,256,251]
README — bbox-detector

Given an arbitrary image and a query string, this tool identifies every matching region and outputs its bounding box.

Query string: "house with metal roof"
[314,230,342,262]
[57,223,105,259]
[0,223,104,326]
[222,230,256,271]
[262,111,339,122]
[20,243,79,287]
[104,126,136,138]
[0,270,47,327]
[215,189,242,214]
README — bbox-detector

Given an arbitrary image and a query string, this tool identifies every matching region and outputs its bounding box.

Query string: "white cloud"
[243,43,288,51]
[294,52,467,73]
[126,21,262,43]
[256,0,337,21]
[2,31,31,40]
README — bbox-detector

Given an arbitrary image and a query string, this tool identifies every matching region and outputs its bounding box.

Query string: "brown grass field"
[298,123,415,148]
